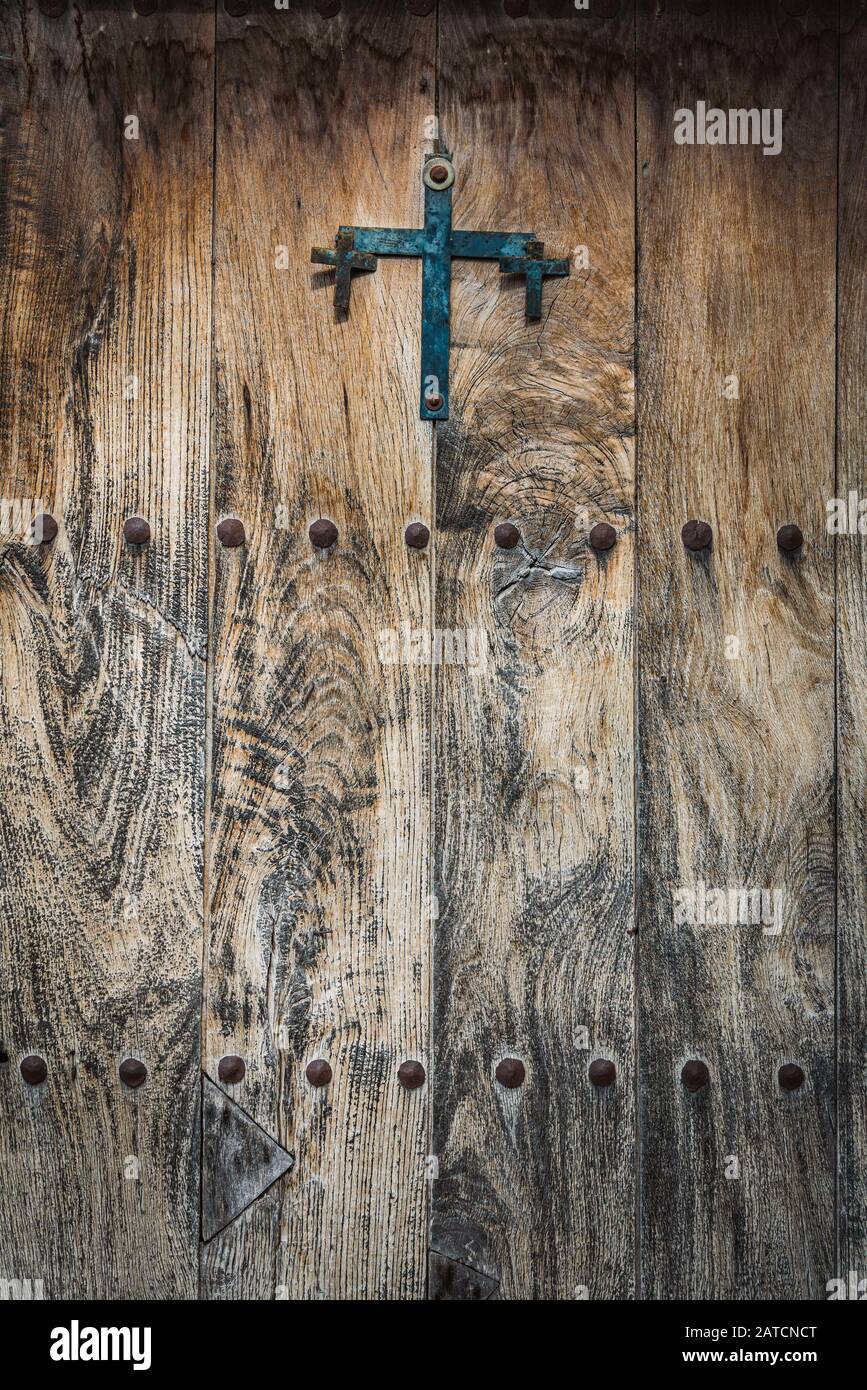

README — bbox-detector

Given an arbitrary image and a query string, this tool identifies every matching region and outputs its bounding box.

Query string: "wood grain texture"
[0,0,211,1297]
[203,0,435,1299]
[636,0,837,1299]
[432,0,636,1300]
[837,0,867,1291]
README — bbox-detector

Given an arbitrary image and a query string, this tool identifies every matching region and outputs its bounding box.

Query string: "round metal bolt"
[306,1058,333,1088]
[398,1060,426,1090]
[315,0,341,16]
[38,0,67,15]
[503,0,529,15]
[681,1059,710,1092]
[32,513,58,544]
[494,522,521,550]
[776,523,803,553]
[406,0,435,12]
[681,519,712,552]
[218,1055,246,1084]
[589,1058,616,1087]
[404,522,430,550]
[119,1058,148,1090]
[133,0,159,15]
[224,0,250,14]
[309,518,338,549]
[589,522,617,552]
[429,164,449,185]
[123,516,151,546]
[425,393,444,411]
[217,517,246,549]
[495,1057,525,1089]
[20,1055,47,1086]
[778,1063,804,1091]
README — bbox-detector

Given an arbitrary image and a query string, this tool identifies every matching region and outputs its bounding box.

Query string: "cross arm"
[451,230,536,259]
[339,226,426,256]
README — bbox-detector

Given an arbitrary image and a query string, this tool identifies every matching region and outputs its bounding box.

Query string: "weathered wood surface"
[431,0,636,1300]
[0,0,211,1297]
[838,0,867,1291]
[202,0,434,1299]
[636,0,837,1299]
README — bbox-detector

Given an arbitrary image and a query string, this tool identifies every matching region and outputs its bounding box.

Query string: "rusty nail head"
[494,522,521,550]
[217,517,246,548]
[133,0,159,15]
[778,1063,804,1091]
[429,164,449,185]
[426,393,444,410]
[681,519,712,551]
[589,522,617,552]
[123,516,151,546]
[398,1060,426,1090]
[503,0,529,16]
[777,523,803,553]
[119,1058,148,1089]
[405,522,430,549]
[315,0,341,16]
[218,1055,246,1084]
[20,1055,48,1086]
[306,1058,333,1087]
[588,1058,616,1087]
[32,513,58,544]
[224,0,250,15]
[38,0,67,14]
[309,518,338,549]
[681,1059,710,1092]
[406,0,435,13]
[495,1057,525,1088]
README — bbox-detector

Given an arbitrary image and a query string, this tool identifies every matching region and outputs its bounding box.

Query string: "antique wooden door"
[0,0,863,1305]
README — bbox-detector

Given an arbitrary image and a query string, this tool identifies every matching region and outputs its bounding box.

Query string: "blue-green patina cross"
[310,154,570,420]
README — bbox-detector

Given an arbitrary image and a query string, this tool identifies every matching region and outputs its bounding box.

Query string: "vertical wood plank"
[838,0,867,1295]
[432,0,636,1300]
[203,0,434,1299]
[0,0,211,1297]
[636,0,837,1299]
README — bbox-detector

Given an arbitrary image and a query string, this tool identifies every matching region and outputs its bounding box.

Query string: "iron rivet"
[309,518,338,549]
[398,1060,426,1090]
[405,522,430,549]
[494,522,521,550]
[426,393,444,411]
[495,1057,525,1088]
[217,517,246,548]
[31,513,58,544]
[134,0,159,15]
[778,1063,804,1091]
[681,1059,710,1092]
[503,0,529,15]
[315,0,341,16]
[589,522,617,552]
[777,523,803,553]
[429,164,449,185]
[224,0,250,15]
[38,0,67,14]
[119,1058,148,1089]
[217,1055,246,1084]
[20,1055,47,1086]
[681,519,712,551]
[588,1058,616,1087]
[123,516,151,546]
[406,0,435,12]
[306,1059,333,1087]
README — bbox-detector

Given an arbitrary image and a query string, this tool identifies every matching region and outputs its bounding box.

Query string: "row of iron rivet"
[35,2,607,18]
[15,1054,806,1092]
[26,515,806,554]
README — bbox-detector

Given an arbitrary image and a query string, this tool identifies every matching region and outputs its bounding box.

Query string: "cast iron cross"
[311,153,570,420]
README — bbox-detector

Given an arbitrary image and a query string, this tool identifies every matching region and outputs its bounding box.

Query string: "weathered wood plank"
[837,0,867,1297]
[432,0,636,1300]
[203,0,434,1299]
[0,0,211,1297]
[636,0,837,1299]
